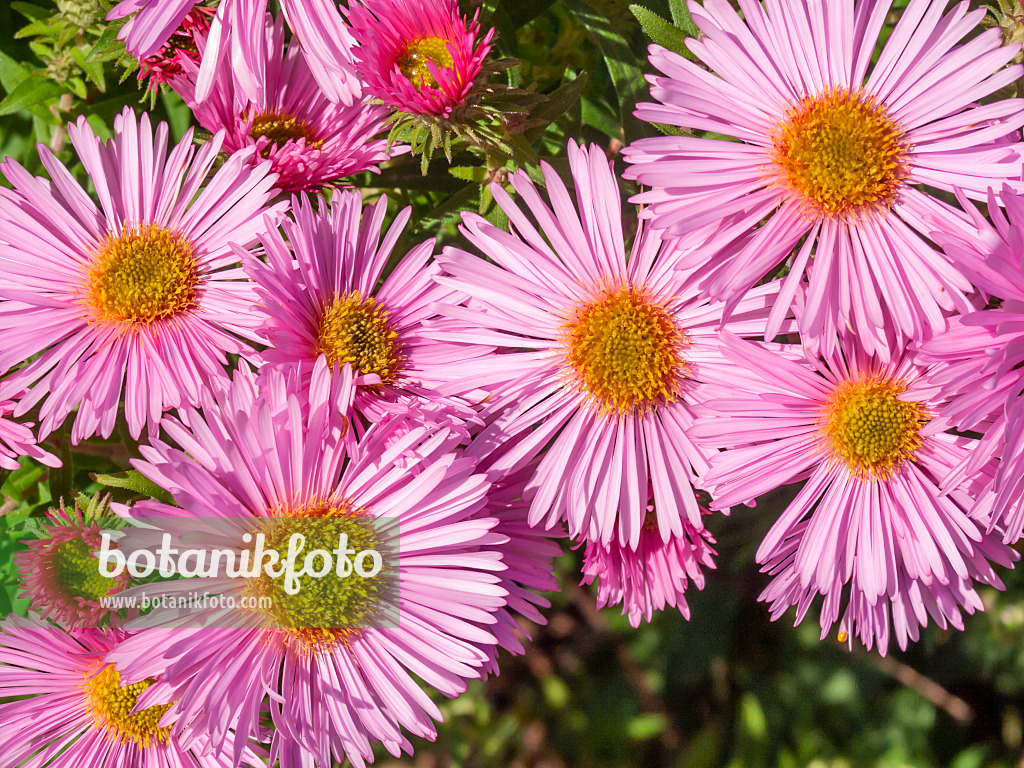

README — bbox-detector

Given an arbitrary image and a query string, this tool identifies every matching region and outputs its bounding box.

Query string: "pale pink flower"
[623,0,1024,358]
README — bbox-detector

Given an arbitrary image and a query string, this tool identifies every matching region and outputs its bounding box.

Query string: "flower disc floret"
[248,110,322,153]
[251,504,383,652]
[773,89,907,218]
[316,290,401,382]
[822,376,927,480]
[86,223,199,325]
[85,663,173,748]
[564,286,688,414]
[398,37,454,89]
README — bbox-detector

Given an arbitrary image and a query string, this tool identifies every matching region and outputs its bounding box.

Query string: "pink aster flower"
[581,501,716,628]
[0,615,265,767]
[105,362,510,768]
[109,0,360,104]
[171,12,391,193]
[347,0,494,117]
[0,107,286,442]
[690,331,1017,654]
[918,187,1024,542]
[622,0,1024,358]
[429,140,783,548]
[15,502,129,628]
[0,392,58,471]
[245,189,477,421]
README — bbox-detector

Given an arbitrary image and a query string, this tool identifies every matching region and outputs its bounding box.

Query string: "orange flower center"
[821,375,928,480]
[84,663,173,748]
[563,286,689,415]
[86,223,199,325]
[772,88,907,218]
[249,110,322,156]
[316,291,401,383]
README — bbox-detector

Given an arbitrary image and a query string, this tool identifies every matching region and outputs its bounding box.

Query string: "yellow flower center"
[53,537,118,602]
[316,291,401,383]
[563,286,689,415]
[398,37,454,89]
[773,88,907,218]
[86,224,199,325]
[250,504,385,656]
[84,663,173,748]
[248,110,322,156]
[821,376,928,480]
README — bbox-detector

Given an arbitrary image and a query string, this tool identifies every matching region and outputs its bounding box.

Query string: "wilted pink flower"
[109,0,361,104]
[692,331,1017,654]
[623,0,1024,359]
[0,108,286,442]
[173,12,391,192]
[347,0,494,117]
[137,6,213,91]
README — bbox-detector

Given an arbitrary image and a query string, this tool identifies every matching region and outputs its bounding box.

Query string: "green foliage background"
[2,1,1024,767]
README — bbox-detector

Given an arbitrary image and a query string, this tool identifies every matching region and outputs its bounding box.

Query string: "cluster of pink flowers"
[1,0,1024,765]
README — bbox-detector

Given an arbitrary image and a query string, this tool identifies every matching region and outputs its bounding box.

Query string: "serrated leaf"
[668,0,701,36]
[449,165,488,182]
[629,5,694,59]
[91,471,175,506]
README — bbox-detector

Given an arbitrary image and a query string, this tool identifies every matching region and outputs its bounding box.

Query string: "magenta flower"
[919,187,1024,542]
[0,108,286,442]
[0,393,58,471]
[347,0,494,117]
[691,332,1017,654]
[106,362,511,768]
[430,141,782,548]
[246,189,474,421]
[137,6,213,92]
[622,0,1024,359]
[172,12,391,192]
[109,0,361,104]
[15,503,129,628]
[0,615,264,767]
[581,501,716,628]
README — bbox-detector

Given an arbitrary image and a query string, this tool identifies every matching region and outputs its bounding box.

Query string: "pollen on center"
[316,290,402,383]
[772,88,907,219]
[86,223,200,325]
[821,375,928,480]
[563,285,689,415]
[397,37,454,90]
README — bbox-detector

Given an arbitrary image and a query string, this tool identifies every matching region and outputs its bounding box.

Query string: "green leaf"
[10,2,51,23]
[0,75,64,116]
[629,5,695,59]
[668,0,701,36]
[91,471,175,506]
[0,50,30,92]
[524,71,588,143]
[85,24,126,64]
[449,165,489,182]
[564,0,645,141]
